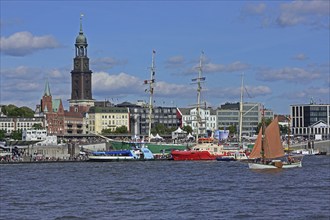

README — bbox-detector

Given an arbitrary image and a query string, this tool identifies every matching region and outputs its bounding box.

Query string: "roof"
[52,99,62,113]
[88,106,129,113]
[44,80,51,96]
[178,108,192,115]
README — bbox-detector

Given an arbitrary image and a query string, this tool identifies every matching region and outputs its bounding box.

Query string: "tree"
[32,123,43,129]
[101,128,112,134]
[227,125,237,135]
[0,129,6,141]
[2,105,34,117]
[182,125,193,134]
[10,129,22,140]
[114,126,128,134]
[151,123,167,135]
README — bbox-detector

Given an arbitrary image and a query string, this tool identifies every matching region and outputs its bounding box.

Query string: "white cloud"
[1,66,43,79]
[241,3,267,15]
[49,69,63,78]
[256,67,320,82]
[91,57,127,70]
[185,61,250,75]
[207,85,272,102]
[165,56,185,68]
[0,31,60,56]
[277,0,329,28]
[283,86,330,104]
[155,81,194,98]
[240,1,329,29]
[292,53,308,61]
[93,72,142,93]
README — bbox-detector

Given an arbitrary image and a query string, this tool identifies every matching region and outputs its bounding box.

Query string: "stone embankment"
[289,140,330,154]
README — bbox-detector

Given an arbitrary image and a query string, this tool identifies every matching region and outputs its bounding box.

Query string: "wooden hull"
[248,161,302,169]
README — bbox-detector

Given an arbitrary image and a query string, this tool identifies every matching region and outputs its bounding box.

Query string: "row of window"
[0,122,42,127]
[292,127,329,135]
[101,120,128,126]
[101,115,128,119]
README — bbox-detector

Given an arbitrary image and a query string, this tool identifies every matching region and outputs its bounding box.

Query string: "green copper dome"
[76,32,87,45]
[75,15,87,45]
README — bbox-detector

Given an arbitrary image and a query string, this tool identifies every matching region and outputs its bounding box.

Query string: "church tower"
[69,15,94,113]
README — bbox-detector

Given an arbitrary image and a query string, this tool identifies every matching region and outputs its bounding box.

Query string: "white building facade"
[290,103,330,139]
[180,107,217,136]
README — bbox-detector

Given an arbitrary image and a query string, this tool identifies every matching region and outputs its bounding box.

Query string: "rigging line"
[244,87,252,99]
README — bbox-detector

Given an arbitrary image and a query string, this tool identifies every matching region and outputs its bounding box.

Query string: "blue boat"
[88,147,154,162]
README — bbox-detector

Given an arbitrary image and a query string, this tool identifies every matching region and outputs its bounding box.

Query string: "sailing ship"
[171,52,227,161]
[248,116,303,169]
[107,51,189,156]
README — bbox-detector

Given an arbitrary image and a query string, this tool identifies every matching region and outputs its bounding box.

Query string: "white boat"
[88,147,154,162]
[248,116,303,169]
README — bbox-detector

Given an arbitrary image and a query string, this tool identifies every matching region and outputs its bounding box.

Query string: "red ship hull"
[171,150,219,161]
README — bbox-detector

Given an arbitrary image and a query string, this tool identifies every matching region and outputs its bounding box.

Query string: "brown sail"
[249,128,262,159]
[264,117,285,158]
[248,117,285,159]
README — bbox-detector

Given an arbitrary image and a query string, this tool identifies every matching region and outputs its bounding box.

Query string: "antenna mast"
[144,50,156,142]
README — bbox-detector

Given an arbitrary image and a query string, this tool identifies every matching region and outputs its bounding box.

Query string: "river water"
[0,156,329,220]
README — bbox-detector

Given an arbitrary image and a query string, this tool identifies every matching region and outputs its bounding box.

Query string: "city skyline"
[1,1,329,114]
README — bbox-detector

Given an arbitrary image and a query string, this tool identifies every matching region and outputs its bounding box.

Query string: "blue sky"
[1,0,329,114]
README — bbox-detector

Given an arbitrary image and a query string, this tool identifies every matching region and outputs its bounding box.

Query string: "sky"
[1,0,329,115]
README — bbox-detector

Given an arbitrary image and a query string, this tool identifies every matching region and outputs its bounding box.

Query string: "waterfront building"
[179,107,217,137]
[0,116,44,134]
[116,102,181,136]
[87,106,130,134]
[40,80,65,135]
[69,16,94,114]
[290,103,330,139]
[216,102,273,137]
[63,111,84,135]
[22,129,57,145]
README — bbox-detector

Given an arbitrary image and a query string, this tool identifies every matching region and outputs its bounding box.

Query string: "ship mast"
[261,106,265,162]
[144,50,156,142]
[192,52,205,143]
[239,74,244,146]
[287,116,291,153]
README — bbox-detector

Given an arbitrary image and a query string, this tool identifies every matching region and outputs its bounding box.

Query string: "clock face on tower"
[83,60,89,70]
[74,60,80,69]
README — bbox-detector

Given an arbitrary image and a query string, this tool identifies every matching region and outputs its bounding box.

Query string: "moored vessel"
[88,146,154,161]
[248,116,303,169]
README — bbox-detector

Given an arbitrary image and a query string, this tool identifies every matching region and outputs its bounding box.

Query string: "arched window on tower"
[79,47,84,56]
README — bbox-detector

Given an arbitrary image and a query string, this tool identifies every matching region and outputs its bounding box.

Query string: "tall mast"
[144,50,156,142]
[192,52,205,143]
[239,74,244,146]
[261,106,265,162]
[287,116,291,153]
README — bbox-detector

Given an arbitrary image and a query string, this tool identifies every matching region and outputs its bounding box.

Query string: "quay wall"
[289,140,330,154]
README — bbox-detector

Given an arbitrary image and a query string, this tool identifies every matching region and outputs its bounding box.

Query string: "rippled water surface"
[1,156,329,220]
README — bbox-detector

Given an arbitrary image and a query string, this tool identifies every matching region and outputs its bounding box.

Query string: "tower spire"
[80,13,84,34]
[44,79,51,96]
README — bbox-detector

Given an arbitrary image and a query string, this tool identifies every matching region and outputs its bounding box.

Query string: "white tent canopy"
[186,133,194,140]
[155,133,163,139]
[172,127,187,139]
[150,133,163,141]
[149,133,155,139]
